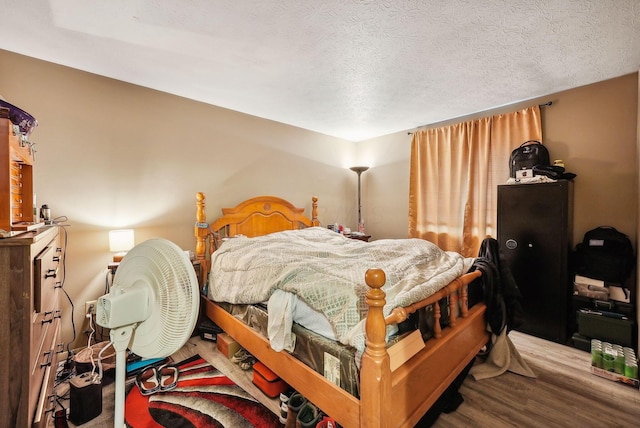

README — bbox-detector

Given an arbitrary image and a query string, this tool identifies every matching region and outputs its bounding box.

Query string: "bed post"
[360,268,392,427]
[311,196,319,226]
[195,192,210,283]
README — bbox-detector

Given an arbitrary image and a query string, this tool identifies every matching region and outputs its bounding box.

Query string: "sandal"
[238,355,256,371]
[231,348,250,363]
[136,366,160,396]
[158,364,179,392]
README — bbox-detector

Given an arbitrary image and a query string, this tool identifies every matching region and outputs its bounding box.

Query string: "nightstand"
[108,262,120,274]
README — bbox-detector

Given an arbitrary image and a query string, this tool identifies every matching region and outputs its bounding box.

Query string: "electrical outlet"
[85,300,97,316]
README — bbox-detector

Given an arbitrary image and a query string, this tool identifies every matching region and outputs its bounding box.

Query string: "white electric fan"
[96,238,200,428]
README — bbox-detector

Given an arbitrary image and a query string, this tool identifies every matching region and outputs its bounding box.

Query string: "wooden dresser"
[0,226,65,428]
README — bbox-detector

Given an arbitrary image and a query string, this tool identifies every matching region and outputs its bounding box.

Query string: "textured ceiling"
[1,0,639,141]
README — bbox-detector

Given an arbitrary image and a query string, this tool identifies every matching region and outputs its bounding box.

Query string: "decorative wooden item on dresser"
[0,226,66,428]
[1,117,37,235]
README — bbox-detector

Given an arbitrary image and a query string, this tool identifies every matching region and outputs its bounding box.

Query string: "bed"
[194,192,489,428]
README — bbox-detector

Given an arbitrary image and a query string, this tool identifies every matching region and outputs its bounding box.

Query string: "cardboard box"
[216,332,241,359]
[590,366,639,388]
[388,329,425,371]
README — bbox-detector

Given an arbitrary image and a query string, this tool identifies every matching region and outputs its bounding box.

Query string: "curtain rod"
[407,101,553,135]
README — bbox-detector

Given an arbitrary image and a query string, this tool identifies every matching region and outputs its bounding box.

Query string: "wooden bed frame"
[194,192,489,427]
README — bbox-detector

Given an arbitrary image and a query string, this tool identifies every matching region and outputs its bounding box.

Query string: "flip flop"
[231,348,250,363]
[158,364,179,392]
[239,355,256,371]
[136,366,160,396]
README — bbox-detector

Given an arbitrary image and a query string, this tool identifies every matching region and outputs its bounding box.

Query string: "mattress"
[217,301,361,397]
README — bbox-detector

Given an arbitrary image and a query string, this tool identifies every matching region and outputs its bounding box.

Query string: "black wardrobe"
[497,181,573,343]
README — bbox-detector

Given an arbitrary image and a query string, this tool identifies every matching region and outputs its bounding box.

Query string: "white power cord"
[83,310,116,384]
[86,311,98,382]
[96,341,115,382]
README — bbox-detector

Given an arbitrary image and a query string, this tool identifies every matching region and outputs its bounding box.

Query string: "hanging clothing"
[469,237,535,380]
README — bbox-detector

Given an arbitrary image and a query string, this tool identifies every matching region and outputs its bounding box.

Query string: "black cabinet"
[497,181,573,343]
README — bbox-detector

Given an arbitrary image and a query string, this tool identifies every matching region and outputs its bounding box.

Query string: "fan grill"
[111,238,199,358]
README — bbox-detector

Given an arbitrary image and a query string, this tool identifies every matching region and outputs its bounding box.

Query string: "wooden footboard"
[360,268,486,427]
[203,270,487,428]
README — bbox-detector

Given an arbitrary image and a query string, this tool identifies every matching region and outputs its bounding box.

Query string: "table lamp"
[109,229,135,262]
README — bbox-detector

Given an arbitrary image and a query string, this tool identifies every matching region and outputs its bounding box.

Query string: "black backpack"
[575,226,635,284]
[509,140,550,178]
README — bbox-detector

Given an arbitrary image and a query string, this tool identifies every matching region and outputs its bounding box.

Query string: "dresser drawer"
[11,190,24,204]
[34,242,63,313]
[10,162,22,183]
[29,317,59,425]
[32,327,62,428]
[30,305,61,374]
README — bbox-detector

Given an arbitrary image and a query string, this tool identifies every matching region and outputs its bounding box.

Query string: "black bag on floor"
[575,226,635,284]
[509,140,550,178]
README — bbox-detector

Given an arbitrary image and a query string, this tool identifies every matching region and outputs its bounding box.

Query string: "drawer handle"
[54,309,62,319]
[45,268,57,279]
[41,311,53,324]
[56,247,63,253]
[41,350,53,368]
[56,342,65,353]
[53,256,60,262]
[55,281,63,289]
[45,394,56,414]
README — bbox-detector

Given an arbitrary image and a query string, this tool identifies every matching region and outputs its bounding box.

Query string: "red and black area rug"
[125,355,280,427]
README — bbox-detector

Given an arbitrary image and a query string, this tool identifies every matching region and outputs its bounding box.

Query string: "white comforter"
[208,227,473,354]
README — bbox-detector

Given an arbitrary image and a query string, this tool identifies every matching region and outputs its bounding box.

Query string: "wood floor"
[54,331,640,428]
[433,331,640,428]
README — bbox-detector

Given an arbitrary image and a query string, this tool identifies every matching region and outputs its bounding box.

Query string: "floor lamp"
[350,166,369,233]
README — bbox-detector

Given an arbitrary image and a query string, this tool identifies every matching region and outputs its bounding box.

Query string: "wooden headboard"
[194,192,319,280]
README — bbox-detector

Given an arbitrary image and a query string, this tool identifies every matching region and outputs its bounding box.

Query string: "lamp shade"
[109,229,135,253]
[350,166,369,175]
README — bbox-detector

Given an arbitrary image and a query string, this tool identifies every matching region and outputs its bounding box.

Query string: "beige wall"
[1,50,360,350]
[1,49,638,350]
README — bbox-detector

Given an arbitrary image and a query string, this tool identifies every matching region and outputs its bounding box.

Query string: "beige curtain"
[408,106,542,257]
